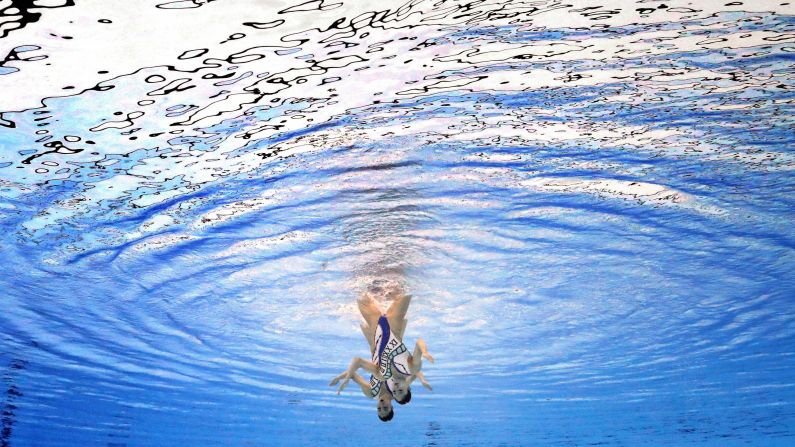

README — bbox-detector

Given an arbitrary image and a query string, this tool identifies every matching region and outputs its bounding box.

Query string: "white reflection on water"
[1,0,795,445]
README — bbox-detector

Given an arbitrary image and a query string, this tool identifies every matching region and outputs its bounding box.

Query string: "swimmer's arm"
[333,356,382,381]
[405,370,433,391]
[350,372,372,397]
[352,356,381,377]
[329,357,382,393]
[330,371,372,396]
[409,338,434,373]
[414,370,433,391]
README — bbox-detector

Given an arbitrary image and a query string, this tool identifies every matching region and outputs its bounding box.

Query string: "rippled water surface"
[2,0,795,445]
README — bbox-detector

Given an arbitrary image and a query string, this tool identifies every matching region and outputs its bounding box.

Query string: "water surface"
[1,0,795,445]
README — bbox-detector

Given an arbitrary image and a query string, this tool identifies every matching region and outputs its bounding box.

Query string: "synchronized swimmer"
[329,290,434,421]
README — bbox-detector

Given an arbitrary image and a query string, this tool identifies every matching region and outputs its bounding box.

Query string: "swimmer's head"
[377,396,394,421]
[392,379,412,404]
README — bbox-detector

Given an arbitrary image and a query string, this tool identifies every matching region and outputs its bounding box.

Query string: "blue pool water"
[1,1,795,445]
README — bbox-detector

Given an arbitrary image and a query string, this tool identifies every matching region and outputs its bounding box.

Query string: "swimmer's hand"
[329,372,347,387]
[336,377,351,394]
[330,357,382,394]
[417,338,434,363]
[416,371,433,391]
[329,371,352,394]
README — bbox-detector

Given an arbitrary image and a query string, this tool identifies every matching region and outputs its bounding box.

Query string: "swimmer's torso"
[369,316,411,398]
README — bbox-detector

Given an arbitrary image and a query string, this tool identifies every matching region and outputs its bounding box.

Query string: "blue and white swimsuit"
[369,316,412,398]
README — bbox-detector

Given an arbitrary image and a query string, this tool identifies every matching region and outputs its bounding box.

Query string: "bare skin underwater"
[329,289,434,421]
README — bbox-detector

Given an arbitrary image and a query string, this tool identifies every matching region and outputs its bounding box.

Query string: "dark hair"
[378,407,394,422]
[396,388,412,405]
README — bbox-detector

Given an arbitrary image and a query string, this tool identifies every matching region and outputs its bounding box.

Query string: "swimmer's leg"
[395,318,408,341]
[386,294,412,337]
[361,322,376,352]
[358,295,382,326]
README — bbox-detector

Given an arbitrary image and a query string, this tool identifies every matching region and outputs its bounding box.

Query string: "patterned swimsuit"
[369,316,412,398]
